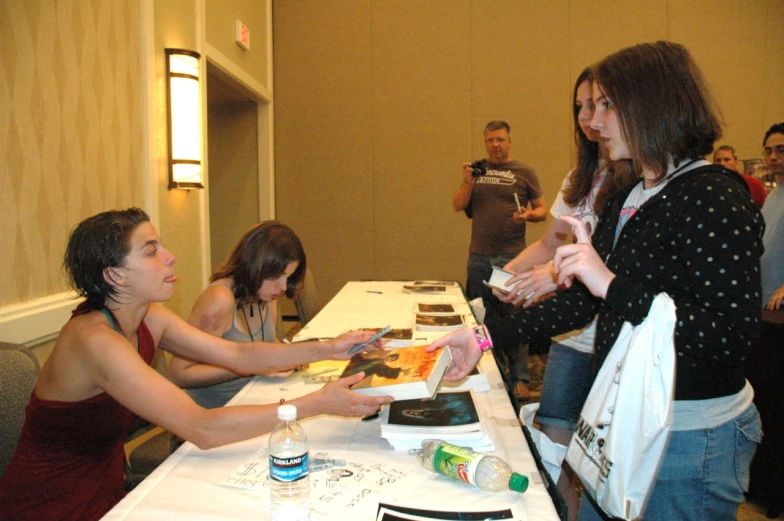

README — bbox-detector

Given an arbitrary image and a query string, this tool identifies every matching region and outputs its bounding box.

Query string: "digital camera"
[470,159,488,177]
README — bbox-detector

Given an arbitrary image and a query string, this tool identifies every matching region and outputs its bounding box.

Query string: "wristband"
[472,325,492,352]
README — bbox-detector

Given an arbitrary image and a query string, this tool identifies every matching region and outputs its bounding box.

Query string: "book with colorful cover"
[339,345,452,400]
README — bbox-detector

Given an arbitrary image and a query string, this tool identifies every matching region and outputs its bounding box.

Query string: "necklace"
[101,307,139,350]
[239,301,264,342]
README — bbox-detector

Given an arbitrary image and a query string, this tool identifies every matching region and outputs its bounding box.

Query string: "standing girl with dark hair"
[0,209,390,521]
[168,221,310,408]
[495,66,635,520]
[432,41,763,520]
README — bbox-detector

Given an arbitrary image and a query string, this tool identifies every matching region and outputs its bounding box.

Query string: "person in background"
[0,208,391,521]
[168,221,307,409]
[452,120,546,401]
[712,144,767,208]
[493,67,635,521]
[760,122,784,310]
[434,41,763,520]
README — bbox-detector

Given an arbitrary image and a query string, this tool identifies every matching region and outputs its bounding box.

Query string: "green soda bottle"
[415,439,528,493]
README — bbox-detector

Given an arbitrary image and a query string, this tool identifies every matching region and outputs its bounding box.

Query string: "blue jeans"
[577,403,762,521]
[536,343,593,431]
[467,252,529,384]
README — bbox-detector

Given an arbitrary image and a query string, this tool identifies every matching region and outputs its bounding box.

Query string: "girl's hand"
[327,330,384,360]
[766,285,784,311]
[313,372,392,417]
[426,329,482,381]
[553,216,615,299]
[495,262,558,307]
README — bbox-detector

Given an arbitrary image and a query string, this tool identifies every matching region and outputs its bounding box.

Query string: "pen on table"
[361,412,380,422]
[310,458,346,472]
[366,290,383,294]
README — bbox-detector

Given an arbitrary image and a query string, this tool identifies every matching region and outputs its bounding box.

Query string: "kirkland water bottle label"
[270,452,310,482]
[433,444,484,485]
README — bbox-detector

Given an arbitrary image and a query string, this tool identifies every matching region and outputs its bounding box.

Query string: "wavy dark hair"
[211,221,306,303]
[63,207,151,311]
[563,67,636,216]
[593,41,723,183]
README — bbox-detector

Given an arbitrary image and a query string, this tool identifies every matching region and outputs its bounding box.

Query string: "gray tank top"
[187,280,275,409]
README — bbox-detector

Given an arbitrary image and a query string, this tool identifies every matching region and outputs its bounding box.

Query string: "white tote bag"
[565,294,676,520]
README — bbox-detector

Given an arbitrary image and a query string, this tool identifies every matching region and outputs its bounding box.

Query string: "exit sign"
[235,20,250,50]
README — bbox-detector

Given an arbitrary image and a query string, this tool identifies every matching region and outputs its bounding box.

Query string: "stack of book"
[380,391,494,451]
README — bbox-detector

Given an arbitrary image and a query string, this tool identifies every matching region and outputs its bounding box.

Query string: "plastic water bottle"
[269,404,310,521]
[416,439,528,493]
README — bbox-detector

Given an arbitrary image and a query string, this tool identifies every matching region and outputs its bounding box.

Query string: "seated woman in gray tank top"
[168,221,307,409]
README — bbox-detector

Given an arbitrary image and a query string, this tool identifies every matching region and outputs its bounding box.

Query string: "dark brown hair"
[211,221,306,302]
[64,207,151,310]
[593,41,723,182]
[562,67,636,216]
[484,120,510,136]
[562,67,600,208]
[763,122,784,145]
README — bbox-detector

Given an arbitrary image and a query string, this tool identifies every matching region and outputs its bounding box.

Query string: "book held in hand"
[482,265,515,294]
[339,345,452,401]
[415,314,465,331]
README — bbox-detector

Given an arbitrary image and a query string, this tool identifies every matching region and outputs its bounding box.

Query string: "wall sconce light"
[165,48,203,189]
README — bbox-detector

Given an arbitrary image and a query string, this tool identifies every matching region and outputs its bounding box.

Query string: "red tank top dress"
[0,304,156,521]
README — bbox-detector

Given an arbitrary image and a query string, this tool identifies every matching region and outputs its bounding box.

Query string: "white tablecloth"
[103,281,559,521]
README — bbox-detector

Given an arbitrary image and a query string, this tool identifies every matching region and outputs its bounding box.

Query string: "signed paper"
[222,448,431,519]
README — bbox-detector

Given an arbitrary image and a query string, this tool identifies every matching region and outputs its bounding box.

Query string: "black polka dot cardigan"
[486,165,764,401]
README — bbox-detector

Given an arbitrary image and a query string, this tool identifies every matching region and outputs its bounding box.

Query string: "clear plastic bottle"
[269,404,310,521]
[416,439,528,493]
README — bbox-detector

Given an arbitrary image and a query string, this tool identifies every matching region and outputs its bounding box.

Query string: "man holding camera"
[452,120,546,401]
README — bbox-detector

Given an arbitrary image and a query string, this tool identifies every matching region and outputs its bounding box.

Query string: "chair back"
[294,268,321,325]
[0,342,40,476]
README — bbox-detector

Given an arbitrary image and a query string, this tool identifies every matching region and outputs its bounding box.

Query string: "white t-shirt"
[549,164,609,353]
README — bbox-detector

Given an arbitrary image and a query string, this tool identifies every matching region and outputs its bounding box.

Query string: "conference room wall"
[0,0,146,308]
[273,0,783,303]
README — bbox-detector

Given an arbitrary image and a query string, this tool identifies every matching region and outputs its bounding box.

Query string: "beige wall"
[0,0,273,346]
[153,0,205,319]
[207,98,259,269]
[205,0,270,88]
[0,0,145,307]
[273,0,784,302]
